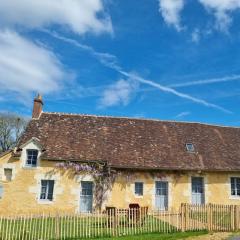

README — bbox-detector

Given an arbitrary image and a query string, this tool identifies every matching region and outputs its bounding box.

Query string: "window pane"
[40,180,54,201]
[186,143,195,152]
[31,158,37,166]
[47,180,54,201]
[135,182,143,196]
[81,182,93,196]
[47,193,53,200]
[231,177,240,196]
[4,168,12,181]
[26,149,38,167]
[41,180,47,187]
[237,180,240,189]
[40,185,47,198]
[192,177,204,194]
[237,189,240,196]
[40,193,46,199]
[156,182,168,196]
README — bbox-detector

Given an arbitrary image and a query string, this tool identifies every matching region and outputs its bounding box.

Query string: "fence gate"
[182,203,237,232]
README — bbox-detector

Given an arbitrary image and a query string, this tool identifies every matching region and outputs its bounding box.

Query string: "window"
[40,180,54,201]
[186,143,195,153]
[135,182,143,196]
[26,149,38,167]
[231,177,240,196]
[4,168,12,181]
[0,185,3,198]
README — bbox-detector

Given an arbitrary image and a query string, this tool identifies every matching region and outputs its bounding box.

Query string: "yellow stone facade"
[1,152,240,215]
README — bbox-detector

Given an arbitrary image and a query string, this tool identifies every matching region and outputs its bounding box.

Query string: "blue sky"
[0,0,240,126]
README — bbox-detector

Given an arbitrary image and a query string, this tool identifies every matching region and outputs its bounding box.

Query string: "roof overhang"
[18,137,43,150]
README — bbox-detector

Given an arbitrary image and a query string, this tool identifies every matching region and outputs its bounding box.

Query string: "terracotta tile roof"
[17,112,240,171]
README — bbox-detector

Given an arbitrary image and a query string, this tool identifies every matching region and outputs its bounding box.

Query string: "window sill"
[22,166,38,170]
[154,209,169,212]
[134,195,143,198]
[2,180,12,183]
[38,200,54,205]
[229,196,240,200]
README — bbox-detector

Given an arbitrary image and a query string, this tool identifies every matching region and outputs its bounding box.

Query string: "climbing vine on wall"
[55,161,118,210]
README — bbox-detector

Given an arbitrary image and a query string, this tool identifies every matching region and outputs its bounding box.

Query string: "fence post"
[180,203,186,232]
[113,208,117,236]
[235,205,240,231]
[207,204,213,231]
[55,213,60,240]
[232,205,236,231]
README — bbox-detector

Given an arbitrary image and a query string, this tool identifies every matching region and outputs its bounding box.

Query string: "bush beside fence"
[0,204,239,240]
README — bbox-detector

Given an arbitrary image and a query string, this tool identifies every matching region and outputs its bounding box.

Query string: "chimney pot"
[32,94,43,119]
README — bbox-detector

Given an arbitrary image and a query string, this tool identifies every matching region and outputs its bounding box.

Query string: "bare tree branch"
[0,113,28,153]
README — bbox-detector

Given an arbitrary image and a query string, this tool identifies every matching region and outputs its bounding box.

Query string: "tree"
[0,113,28,153]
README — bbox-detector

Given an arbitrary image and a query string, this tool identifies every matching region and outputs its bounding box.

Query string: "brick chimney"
[32,94,43,119]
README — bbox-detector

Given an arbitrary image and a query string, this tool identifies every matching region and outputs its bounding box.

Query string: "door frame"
[79,181,94,213]
[154,180,169,211]
[191,176,205,205]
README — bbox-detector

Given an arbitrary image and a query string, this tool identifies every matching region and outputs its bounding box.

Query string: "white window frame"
[186,143,195,153]
[79,181,94,213]
[191,176,205,205]
[230,177,240,198]
[155,180,169,211]
[26,149,39,167]
[1,164,16,182]
[4,168,13,181]
[20,138,42,169]
[134,182,143,196]
[39,180,55,202]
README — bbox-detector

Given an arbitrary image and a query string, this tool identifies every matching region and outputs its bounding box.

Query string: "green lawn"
[67,231,209,240]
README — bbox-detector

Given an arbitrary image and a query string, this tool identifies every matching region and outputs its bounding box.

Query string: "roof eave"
[0,150,13,158]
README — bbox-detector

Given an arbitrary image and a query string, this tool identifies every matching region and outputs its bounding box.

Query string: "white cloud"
[158,0,185,31]
[191,28,200,43]
[0,30,68,104]
[99,79,139,108]
[168,74,240,88]
[198,0,240,32]
[45,30,118,67]
[0,0,113,106]
[158,0,240,34]
[175,111,190,118]
[0,0,112,35]
[120,71,232,114]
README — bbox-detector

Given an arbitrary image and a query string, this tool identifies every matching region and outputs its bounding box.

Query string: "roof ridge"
[42,112,240,129]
